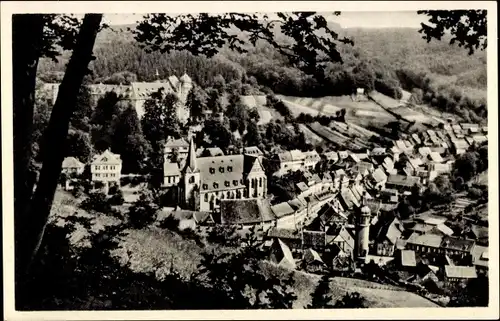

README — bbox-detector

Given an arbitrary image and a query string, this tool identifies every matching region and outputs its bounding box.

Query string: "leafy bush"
[109,190,125,206]
[128,190,159,228]
[80,191,111,213]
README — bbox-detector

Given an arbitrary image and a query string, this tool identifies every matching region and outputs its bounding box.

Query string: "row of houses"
[61,149,123,193]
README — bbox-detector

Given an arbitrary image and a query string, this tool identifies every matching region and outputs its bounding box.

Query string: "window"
[213,182,219,189]
[168,177,171,183]
[210,168,215,174]
[204,193,208,202]
[96,173,100,177]
[259,178,262,187]
[203,184,208,190]
[236,190,241,199]
[96,166,100,170]
[233,180,238,186]
[227,166,232,172]
[189,176,195,183]
[240,179,244,185]
[225,181,230,187]
[219,167,224,173]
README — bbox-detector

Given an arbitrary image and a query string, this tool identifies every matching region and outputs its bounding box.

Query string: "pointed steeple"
[183,136,198,173]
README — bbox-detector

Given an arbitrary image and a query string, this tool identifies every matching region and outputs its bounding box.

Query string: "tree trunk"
[12,14,46,306]
[18,14,103,279]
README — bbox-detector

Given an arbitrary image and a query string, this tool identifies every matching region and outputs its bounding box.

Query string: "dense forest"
[37,22,487,122]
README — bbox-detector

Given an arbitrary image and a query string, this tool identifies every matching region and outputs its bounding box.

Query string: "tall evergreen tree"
[111,106,150,174]
[307,275,334,309]
[185,85,208,123]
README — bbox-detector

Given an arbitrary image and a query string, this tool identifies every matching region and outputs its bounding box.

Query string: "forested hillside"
[37,21,487,122]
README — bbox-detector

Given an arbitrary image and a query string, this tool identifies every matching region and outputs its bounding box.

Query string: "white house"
[275,150,306,175]
[91,149,122,191]
[61,157,85,176]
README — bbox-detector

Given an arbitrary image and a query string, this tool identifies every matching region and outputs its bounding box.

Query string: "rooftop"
[444,265,477,279]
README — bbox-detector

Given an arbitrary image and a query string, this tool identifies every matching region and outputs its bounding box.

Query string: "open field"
[262,262,439,308]
[298,123,325,146]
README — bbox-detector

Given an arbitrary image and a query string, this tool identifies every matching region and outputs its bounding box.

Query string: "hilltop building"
[43,72,194,123]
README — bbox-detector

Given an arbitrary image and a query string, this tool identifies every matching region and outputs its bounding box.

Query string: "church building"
[178,138,268,211]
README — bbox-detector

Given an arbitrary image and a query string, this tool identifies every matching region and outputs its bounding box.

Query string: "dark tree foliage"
[333,292,367,308]
[80,192,111,213]
[204,118,233,152]
[307,275,334,308]
[448,274,489,307]
[141,90,182,148]
[128,191,159,229]
[64,129,93,163]
[111,106,151,174]
[133,12,353,76]
[14,15,104,288]
[185,85,208,123]
[90,91,122,151]
[418,10,487,55]
[244,122,263,147]
[70,86,94,132]
[194,229,297,309]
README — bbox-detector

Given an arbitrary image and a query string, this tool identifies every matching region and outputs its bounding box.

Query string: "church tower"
[355,193,371,260]
[245,156,267,199]
[181,136,200,210]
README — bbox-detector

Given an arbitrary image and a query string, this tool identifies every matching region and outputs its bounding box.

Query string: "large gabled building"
[178,138,268,211]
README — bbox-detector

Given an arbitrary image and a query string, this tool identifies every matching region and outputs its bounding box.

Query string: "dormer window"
[219,167,224,173]
[203,184,208,190]
[233,180,238,186]
[213,182,219,189]
[225,181,230,187]
[210,168,215,174]
[227,166,233,172]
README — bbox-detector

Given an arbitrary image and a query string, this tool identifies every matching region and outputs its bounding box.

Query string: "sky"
[102,11,427,29]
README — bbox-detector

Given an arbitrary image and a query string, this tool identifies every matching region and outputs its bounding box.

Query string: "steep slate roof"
[371,167,388,183]
[401,250,417,267]
[471,245,489,268]
[62,157,84,169]
[270,239,296,269]
[376,218,404,245]
[92,149,122,165]
[428,152,444,163]
[240,146,264,156]
[444,266,477,279]
[303,150,321,162]
[386,174,420,188]
[220,199,275,225]
[436,224,454,236]
[302,230,326,248]
[440,236,475,252]
[287,198,306,212]
[303,248,324,265]
[267,227,301,240]
[196,147,224,157]
[271,202,295,218]
[197,154,263,193]
[278,149,305,163]
[164,137,189,148]
[407,233,443,248]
